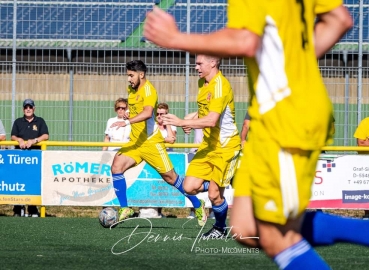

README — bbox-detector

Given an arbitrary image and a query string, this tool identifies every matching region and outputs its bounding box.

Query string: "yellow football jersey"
[227,0,342,150]
[354,117,369,140]
[197,71,240,149]
[353,117,369,154]
[127,80,158,145]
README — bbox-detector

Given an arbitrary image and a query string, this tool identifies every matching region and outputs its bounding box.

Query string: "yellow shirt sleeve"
[208,76,231,114]
[354,118,369,140]
[314,0,342,14]
[142,84,158,108]
[227,0,266,36]
[209,92,226,114]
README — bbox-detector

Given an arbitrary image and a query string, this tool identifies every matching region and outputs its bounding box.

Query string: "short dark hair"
[126,60,147,74]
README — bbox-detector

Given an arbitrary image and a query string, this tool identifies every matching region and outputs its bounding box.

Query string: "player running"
[110,60,206,226]
[162,55,241,238]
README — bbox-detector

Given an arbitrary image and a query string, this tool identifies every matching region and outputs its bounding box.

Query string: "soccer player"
[162,54,241,238]
[110,60,206,225]
[143,2,367,270]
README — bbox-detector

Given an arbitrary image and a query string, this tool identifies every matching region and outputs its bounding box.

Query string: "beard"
[130,78,140,89]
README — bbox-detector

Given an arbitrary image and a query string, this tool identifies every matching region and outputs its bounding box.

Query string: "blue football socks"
[173,175,201,208]
[213,199,228,229]
[302,211,369,246]
[274,239,330,270]
[112,173,128,207]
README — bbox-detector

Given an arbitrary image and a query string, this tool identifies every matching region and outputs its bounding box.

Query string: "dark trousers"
[13,205,39,215]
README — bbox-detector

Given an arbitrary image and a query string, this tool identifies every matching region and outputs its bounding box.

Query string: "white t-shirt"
[194,129,203,144]
[154,123,177,139]
[191,129,204,153]
[105,117,131,151]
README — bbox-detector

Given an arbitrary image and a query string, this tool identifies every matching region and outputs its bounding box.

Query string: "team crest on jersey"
[206,92,212,101]
[136,95,140,101]
[32,125,38,131]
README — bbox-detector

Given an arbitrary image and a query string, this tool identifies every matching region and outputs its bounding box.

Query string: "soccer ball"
[99,207,118,228]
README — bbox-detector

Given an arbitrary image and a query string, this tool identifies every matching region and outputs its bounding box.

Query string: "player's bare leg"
[230,196,259,247]
[161,172,206,226]
[257,218,303,257]
[160,169,177,185]
[183,175,204,195]
[111,153,136,174]
[201,181,229,239]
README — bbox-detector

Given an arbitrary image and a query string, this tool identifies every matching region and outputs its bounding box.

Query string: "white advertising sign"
[42,151,144,206]
[310,155,369,209]
[41,151,369,209]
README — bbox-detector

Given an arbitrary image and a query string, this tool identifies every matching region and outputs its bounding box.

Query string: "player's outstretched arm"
[357,138,369,147]
[182,111,198,134]
[315,5,353,58]
[110,106,153,129]
[163,112,219,129]
[184,111,198,120]
[144,7,260,58]
[128,106,153,124]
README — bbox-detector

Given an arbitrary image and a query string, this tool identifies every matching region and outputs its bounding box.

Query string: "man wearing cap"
[11,99,49,150]
[11,99,49,216]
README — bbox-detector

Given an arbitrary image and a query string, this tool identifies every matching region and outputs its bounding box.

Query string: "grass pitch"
[1,217,369,270]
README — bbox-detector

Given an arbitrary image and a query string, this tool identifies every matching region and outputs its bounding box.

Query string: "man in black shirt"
[11,99,49,150]
[11,99,49,216]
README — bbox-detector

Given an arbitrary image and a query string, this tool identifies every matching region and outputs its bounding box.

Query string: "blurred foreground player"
[142,1,369,269]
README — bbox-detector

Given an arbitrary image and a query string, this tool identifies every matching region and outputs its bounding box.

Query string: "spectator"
[0,119,5,141]
[156,103,176,217]
[184,112,214,219]
[354,117,369,218]
[240,111,251,148]
[139,102,177,218]
[11,99,49,217]
[354,117,369,151]
[185,111,203,153]
[185,112,199,219]
[155,102,177,150]
[103,98,131,151]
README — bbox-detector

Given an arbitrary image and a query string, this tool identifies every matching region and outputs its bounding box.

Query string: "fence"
[2,140,369,218]
[0,0,368,150]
